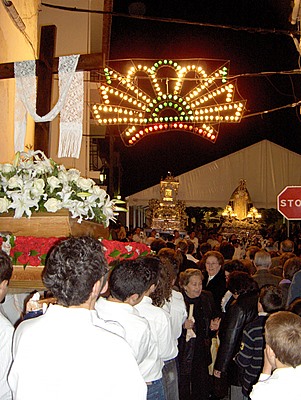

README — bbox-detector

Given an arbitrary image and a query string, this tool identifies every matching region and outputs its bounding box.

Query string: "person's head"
[219,241,235,260]
[254,250,272,270]
[157,247,181,279]
[134,227,141,235]
[176,239,188,254]
[224,259,249,282]
[186,240,195,255]
[217,234,223,243]
[283,257,301,281]
[267,236,275,247]
[174,230,180,239]
[179,268,203,299]
[229,234,237,242]
[258,285,283,313]
[241,258,257,275]
[245,245,261,261]
[203,250,224,277]
[134,256,161,296]
[280,239,294,254]
[126,231,133,241]
[43,236,108,307]
[150,238,166,254]
[199,242,211,257]
[227,271,259,297]
[0,250,13,303]
[150,229,157,238]
[288,298,301,317]
[109,257,159,304]
[265,311,301,368]
[189,231,196,239]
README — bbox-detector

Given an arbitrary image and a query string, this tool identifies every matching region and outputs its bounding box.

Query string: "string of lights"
[242,100,301,119]
[40,2,300,37]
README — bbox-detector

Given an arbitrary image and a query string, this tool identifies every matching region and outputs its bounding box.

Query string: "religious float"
[0,150,149,291]
[220,179,262,242]
[147,173,187,234]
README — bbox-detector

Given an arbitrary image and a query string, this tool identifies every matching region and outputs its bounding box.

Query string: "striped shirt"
[235,313,268,396]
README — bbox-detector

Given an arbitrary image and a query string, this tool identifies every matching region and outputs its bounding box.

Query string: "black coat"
[178,290,216,375]
[178,290,217,400]
[202,269,227,315]
[214,291,258,385]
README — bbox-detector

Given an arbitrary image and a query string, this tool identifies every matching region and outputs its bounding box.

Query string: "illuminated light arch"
[91,59,247,146]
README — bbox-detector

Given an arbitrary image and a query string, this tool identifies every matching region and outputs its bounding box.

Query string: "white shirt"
[186,254,199,264]
[135,296,174,363]
[8,304,146,400]
[163,290,187,341]
[250,366,301,400]
[0,294,28,326]
[233,245,245,260]
[189,237,199,253]
[133,234,143,243]
[95,297,161,381]
[0,313,13,400]
[162,290,187,359]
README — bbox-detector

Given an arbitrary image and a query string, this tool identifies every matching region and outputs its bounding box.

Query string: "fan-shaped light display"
[91,59,247,146]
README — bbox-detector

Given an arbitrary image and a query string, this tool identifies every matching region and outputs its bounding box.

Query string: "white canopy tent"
[127,140,301,213]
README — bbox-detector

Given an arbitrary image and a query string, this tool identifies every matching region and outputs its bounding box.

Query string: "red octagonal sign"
[277,186,301,220]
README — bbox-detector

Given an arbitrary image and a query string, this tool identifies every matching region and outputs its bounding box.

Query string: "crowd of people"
[1,226,301,399]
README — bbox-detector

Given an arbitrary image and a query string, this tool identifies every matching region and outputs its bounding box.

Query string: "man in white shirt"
[8,236,146,400]
[0,251,14,400]
[187,231,199,255]
[250,311,301,400]
[96,257,163,400]
[135,257,174,400]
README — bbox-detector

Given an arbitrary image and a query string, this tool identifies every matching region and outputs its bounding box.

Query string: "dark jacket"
[235,314,268,396]
[202,269,227,314]
[178,290,217,400]
[178,290,216,375]
[214,291,258,385]
[252,269,281,288]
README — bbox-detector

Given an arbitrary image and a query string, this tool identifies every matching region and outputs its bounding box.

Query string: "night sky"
[109,0,301,197]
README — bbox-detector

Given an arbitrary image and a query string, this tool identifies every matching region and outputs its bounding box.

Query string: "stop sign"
[277,186,301,220]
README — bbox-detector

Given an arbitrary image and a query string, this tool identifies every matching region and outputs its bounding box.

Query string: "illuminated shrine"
[147,173,187,231]
[221,179,262,237]
[91,58,247,146]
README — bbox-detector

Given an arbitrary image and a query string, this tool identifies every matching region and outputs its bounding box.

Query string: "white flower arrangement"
[0,150,117,227]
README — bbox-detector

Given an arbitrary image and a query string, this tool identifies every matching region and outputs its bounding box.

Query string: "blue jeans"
[231,385,244,400]
[147,378,166,400]
[162,358,179,400]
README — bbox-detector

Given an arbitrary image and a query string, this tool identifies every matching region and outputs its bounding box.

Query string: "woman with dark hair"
[221,260,249,313]
[213,271,259,400]
[178,268,220,400]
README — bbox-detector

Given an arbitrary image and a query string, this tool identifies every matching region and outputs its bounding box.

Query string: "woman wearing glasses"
[202,251,227,314]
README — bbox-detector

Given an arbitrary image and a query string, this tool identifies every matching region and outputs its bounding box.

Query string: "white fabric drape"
[58,69,84,158]
[14,54,83,158]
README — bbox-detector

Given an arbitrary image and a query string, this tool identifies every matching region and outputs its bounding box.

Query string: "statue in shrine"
[229,179,252,220]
